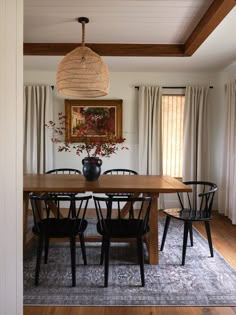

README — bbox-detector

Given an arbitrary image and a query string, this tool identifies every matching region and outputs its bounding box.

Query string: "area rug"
[23,218,236,306]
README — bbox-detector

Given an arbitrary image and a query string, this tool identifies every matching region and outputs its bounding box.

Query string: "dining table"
[23,174,191,265]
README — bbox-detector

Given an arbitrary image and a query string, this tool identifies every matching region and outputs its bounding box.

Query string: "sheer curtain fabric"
[182,86,210,182]
[218,80,236,224]
[24,85,53,174]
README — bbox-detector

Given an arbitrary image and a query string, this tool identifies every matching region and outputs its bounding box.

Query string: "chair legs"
[35,235,87,287]
[182,221,213,265]
[160,215,171,251]
[35,235,44,286]
[79,233,87,265]
[182,221,190,265]
[70,236,76,287]
[44,237,49,264]
[104,238,111,287]
[100,236,105,265]
[161,216,193,265]
[100,237,110,287]
[161,215,214,265]
[204,221,214,257]
[101,237,146,287]
[137,237,145,287]
[189,223,193,247]
[161,216,193,251]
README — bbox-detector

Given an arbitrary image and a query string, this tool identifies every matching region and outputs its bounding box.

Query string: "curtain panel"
[138,86,163,175]
[138,86,164,208]
[218,79,236,224]
[182,86,210,182]
[24,85,53,174]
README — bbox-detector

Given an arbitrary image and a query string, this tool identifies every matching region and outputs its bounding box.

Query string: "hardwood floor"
[23,306,236,315]
[24,211,236,315]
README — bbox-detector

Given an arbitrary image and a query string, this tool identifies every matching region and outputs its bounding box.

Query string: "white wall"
[221,61,236,81]
[24,69,224,207]
[0,1,23,315]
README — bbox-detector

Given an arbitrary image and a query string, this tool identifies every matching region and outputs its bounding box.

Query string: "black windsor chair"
[45,168,83,254]
[46,168,82,214]
[93,195,152,287]
[103,168,138,197]
[160,181,217,265]
[29,193,92,286]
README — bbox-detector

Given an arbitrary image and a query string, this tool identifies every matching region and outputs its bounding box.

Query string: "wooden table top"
[23,174,191,194]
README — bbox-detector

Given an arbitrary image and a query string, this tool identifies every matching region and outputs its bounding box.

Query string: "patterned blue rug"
[23,218,236,306]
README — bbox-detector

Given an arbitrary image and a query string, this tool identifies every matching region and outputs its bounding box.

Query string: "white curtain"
[24,85,53,174]
[138,86,164,208]
[138,86,163,175]
[218,80,236,224]
[182,86,210,182]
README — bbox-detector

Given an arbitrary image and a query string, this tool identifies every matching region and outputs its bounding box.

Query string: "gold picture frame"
[65,99,123,143]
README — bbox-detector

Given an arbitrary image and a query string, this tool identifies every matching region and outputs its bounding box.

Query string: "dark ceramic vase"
[82,157,102,181]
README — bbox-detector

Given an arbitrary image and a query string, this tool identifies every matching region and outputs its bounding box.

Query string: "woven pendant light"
[56,17,109,98]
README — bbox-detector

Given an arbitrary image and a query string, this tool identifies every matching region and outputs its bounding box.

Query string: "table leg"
[146,193,159,264]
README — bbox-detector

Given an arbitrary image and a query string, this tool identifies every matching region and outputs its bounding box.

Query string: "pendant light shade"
[56,17,109,98]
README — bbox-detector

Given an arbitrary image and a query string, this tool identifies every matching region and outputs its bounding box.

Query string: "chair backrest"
[103,169,138,197]
[177,181,217,217]
[29,194,91,235]
[46,168,81,174]
[45,168,81,197]
[103,169,138,175]
[93,196,152,236]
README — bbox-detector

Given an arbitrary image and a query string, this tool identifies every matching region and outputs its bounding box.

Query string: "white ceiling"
[23,0,236,72]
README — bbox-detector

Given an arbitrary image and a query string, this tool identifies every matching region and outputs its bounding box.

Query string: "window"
[162,94,184,178]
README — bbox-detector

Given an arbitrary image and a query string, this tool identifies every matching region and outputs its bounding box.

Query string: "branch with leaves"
[46,112,128,158]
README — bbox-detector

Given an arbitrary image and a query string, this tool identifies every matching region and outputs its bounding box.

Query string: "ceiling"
[24,0,236,72]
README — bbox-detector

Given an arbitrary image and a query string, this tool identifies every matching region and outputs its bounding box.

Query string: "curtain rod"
[135,86,213,90]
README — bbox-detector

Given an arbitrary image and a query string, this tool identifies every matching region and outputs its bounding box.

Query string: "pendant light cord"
[81,22,85,47]
[78,17,89,47]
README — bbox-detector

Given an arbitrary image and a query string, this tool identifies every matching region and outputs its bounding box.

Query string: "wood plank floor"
[24,211,236,315]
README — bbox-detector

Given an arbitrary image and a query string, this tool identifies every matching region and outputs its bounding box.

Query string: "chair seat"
[163,208,212,221]
[33,218,88,238]
[97,219,149,238]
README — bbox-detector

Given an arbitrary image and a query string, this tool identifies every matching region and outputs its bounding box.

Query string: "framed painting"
[65,99,123,143]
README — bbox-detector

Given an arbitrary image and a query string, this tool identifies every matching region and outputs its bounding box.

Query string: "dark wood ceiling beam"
[23,0,236,57]
[184,0,236,56]
[23,43,185,57]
